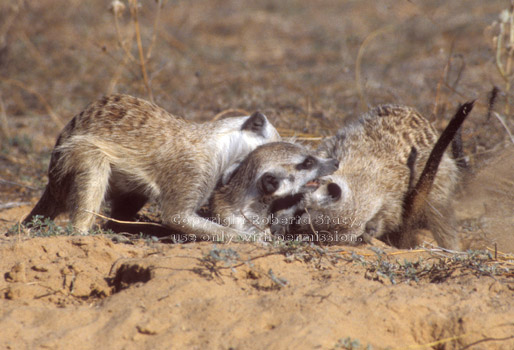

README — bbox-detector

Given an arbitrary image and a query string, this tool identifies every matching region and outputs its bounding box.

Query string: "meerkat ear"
[242,111,266,133]
[257,172,280,195]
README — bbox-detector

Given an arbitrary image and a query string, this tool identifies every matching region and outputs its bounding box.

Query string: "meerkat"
[209,141,339,236]
[23,94,281,240]
[271,102,474,249]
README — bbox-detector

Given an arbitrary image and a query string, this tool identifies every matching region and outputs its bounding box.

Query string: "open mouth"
[302,178,329,192]
[304,179,320,189]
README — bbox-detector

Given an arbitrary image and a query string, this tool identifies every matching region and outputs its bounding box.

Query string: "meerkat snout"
[265,155,339,198]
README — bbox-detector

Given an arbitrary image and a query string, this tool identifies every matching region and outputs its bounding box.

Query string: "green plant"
[267,268,288,288]
[334,337,373,350]
[201,245,240,270]
[18,215,73,236]
[12,215,117,237]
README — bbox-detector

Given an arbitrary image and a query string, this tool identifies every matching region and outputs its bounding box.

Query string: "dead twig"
[486,86,499,121]
[0,93,9,139]
[111,0,137,63]
[0,202,30,210]
[212,108,249,121]
[239,209,267,235]
[145,0,163,61]
[492,3,514,114]
[83,209,167,228]
[0,76,63,128]
[355,24,395,110]
[129,0,153,102]
[492,111,514,144]
[0,178,39,191]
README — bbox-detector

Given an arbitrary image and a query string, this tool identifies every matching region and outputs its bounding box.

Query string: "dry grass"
[0,1,508,124]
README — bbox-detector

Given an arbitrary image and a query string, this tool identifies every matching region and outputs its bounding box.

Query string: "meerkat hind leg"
[424,202,460,250]
[68,162,111,233]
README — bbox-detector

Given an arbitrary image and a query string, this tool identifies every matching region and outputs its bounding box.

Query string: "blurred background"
[0,1,509,123]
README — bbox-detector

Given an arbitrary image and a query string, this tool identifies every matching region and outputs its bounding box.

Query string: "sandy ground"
[1,0,514,349]
[0,213,513,350]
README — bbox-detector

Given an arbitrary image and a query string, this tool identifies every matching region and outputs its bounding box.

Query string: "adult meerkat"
[210,142,339,236]
[23,94,281,240]
[271,102,474,249]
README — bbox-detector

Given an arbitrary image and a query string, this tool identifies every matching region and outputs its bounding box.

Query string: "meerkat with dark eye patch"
[271,103,474,249]
[209,141,339,236]
[23,94,281,240]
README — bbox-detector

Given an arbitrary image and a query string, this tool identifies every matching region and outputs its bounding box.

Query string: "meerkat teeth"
[304,179,320,187]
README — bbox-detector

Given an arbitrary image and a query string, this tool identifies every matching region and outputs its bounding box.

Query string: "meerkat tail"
[399,100,475,246]
[406,146,418,192]
[23,187,64,226]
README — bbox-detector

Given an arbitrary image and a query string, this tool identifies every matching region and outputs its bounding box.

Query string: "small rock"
[489,281,506,294]
[72,237,90,246]
[136,319,165,335]
[89,283,110,298]
[4,286,22,300]
[5,262,26,283]
[32,265,49,272]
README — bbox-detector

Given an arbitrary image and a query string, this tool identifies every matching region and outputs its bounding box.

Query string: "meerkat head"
[270,176,366,245]
[240,111,281,145]
[212,141,339,234]
[242,142,339,198]
[300,176,350,208]
[210,111,281,179]
[215,111,281,152]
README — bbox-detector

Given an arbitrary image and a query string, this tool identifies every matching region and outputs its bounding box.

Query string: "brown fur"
[24,94,280,240]
[273,105,462,249]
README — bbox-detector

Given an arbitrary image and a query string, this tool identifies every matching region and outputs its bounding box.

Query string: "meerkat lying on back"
[210,142,339,236]
[24,94,280,240]
[271,103,474,250]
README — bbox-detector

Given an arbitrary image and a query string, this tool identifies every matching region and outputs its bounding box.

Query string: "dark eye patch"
[269,193,304,213]
[296,156,317,170]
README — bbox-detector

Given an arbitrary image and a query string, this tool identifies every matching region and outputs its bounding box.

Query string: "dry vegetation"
[0,0,513,349]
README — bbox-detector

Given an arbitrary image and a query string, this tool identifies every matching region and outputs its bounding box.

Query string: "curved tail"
[397,101,475,248]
